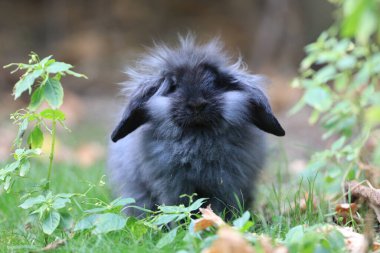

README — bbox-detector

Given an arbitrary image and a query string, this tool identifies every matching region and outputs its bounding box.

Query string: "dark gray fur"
[107,36,285,217]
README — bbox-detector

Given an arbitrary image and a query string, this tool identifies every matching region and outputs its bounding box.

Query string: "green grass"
[0,150,340,253]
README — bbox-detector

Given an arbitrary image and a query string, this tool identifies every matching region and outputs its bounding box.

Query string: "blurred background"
[0,0,334,169]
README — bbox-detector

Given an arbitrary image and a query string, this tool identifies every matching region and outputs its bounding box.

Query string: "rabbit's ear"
[111,86,158,142]
[248,87,285,136]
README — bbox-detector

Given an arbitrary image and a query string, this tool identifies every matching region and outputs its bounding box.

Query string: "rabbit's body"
[107,36,285,216]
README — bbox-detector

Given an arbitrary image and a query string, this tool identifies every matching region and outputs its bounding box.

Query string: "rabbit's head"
[111,36,285,142]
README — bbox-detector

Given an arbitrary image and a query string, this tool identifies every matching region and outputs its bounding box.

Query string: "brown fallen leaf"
[335,226,368,253]
[32,239,66,252]
[373,241,380,251]
[345,181,380,223]
[202,226,254,253]
[334,203,361,225]
[193,205,226,232]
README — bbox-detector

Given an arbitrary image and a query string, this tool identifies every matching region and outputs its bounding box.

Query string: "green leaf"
[13,69,44,99]
[65,69,88,79]
[285,225,304,245]
[233,211,251,230]
[331,136,346,151]
[156,227,178,248]
[19,195,46,209]
[336,55,356,70]
[1,161,20,176]
[52,197,71,209]
[43,78,63,109]
[75,213,127,234]
[39,55,53,66]
[84,207,109,214]
[153,214,180,226]
[110,197,136,207]
[46,62,73,74]
[92,213,127,234]
[304,87,333,111]
[315,65,336,83]
[74,214,97,231]
[365,105,380,127]
[40,109,65,121]
[19,160,30,177]
[187,198,207,212]
[159,205,187,214]
[42,211,60,235]
[3,176,12,191]
[29,86,45,110]
[27,126,44,149]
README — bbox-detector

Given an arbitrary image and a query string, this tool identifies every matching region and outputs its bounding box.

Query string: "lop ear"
[111,86,159,142]
[248,87,285,136]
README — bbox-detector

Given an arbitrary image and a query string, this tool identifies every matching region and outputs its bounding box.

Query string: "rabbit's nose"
[187,98,208,112]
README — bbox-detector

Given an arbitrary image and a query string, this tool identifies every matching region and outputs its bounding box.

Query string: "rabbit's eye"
[167,76,177,94]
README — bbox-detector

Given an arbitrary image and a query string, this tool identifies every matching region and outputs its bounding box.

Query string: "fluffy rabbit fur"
[108,36,285,217]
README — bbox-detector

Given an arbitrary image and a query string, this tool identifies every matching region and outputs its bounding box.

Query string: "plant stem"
[46,119,57,190]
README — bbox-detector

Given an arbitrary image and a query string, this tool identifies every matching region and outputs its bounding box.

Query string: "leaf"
[65,69,88,79]
[42,211,60,235]
[110,197,136,207]
[92,213,127,234]
[203,226,254,253]
[43,78,64,109]
[52,197,71,209]
[74,214,97,231]
[75,213,127,234]
[187,198,208,212]
[39,55,53,66]
[345,181,380,223]
[19,195,46,209]
[27,126,44,149]
[153,214,180,226]
[19,159,30,177]
[315,65,336,83]
[284,225,304,245]
[40,109,65,121]
[13,69,43,99]
[84,207,109,214]
[46,62,73,73]
[232,211,251,230]
[304,87,333,112]
[331,136,346,151]
[156,227,178,249]
[336,55,356,70]
[29,86,45,110]
[3,176,12,191]
[40,239,66,251]
[1,161,20,177]
[159,205,187,214]
[16,118,28,140]
[192,205,226,232]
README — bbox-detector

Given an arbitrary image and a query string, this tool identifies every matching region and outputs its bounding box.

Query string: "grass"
[0,144,340,253]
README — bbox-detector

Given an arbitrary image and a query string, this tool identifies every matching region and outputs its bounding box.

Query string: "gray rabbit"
[107,36,285,217]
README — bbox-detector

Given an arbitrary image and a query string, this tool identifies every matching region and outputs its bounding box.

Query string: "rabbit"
[107,35,285,218]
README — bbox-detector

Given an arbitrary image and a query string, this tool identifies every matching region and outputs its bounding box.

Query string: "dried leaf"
[345,181,380,223]
[193,205,225,232]
[334,203,361,225]
[193,219,214,232]
[336,226,368,253]
[202,226,254,253]
[37,239,66,252]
